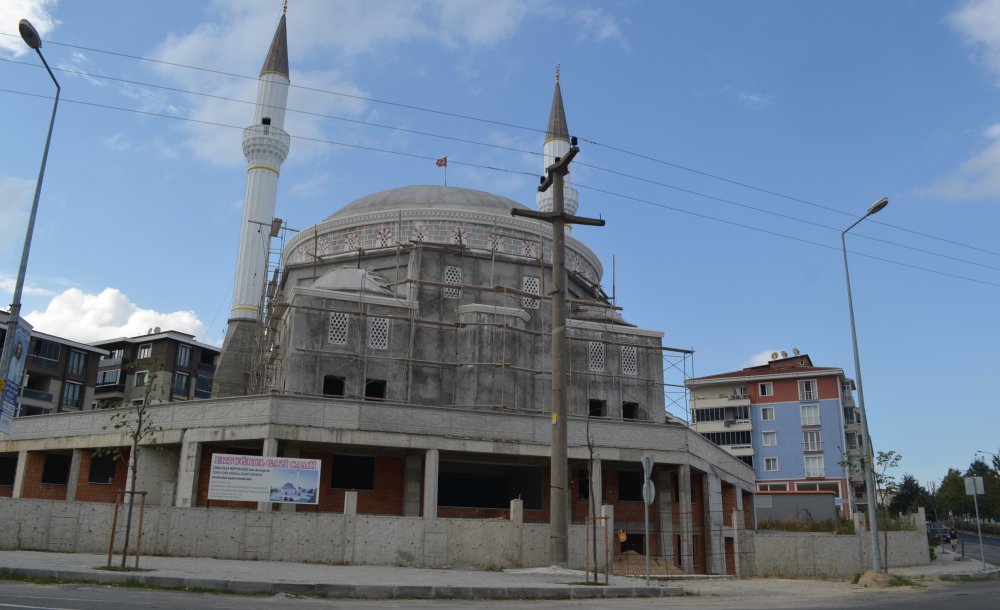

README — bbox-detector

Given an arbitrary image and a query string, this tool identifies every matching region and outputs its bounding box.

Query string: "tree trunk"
[120,441,138,569]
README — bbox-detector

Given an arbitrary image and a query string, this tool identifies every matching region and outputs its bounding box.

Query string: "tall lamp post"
[0,20,60,393]
[842,196,888,573]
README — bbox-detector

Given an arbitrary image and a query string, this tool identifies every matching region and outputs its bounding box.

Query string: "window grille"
[452,227,468,245]
[588,341,605,372]
[328,313,349,345]
[443,266,462,299]
[376,227,393,247]
[522,276,540,309]
[621,345,638,376]
[522,240,536,257]
[369,317,390,350]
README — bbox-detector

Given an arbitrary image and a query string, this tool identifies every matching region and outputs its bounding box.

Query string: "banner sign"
[207,453,321,504]
[1,318,32,434]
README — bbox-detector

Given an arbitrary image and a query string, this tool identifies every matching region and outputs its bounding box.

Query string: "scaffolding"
[248,218,293,395]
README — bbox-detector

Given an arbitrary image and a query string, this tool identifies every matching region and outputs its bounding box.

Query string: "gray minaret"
[214,7,290,398]
[536,66,579,216]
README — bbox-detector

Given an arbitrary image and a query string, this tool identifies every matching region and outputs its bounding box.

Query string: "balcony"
[99,356,123,367]
[21,387,53,402]
[27,355,58,369]
[197,362,216,375]
[803,441,824,453]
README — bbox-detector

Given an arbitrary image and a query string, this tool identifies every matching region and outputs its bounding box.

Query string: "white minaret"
[231,8,290,320]
[536,66,579,216]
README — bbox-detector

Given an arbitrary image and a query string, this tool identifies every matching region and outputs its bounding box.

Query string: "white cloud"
[0,176,34,252]
[572,8,630,48]
[737,91,773,110]
[0,274,56,298]
[24,287,208,343]
[744,350,779,367]
[915,123,1000,200]
[101,131,179,159]
[0,0,57,58]
[949,0,1000,84]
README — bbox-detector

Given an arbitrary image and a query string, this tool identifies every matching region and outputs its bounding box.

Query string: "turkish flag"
[436,157,447,167]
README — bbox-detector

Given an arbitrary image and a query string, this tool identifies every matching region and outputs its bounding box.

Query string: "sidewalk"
[0,550,683,600]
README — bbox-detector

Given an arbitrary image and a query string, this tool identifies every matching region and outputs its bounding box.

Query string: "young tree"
[873,450,902,568]
[98,360,163,569]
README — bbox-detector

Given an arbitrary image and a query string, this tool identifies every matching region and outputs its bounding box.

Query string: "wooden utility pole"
[513,143,604,566]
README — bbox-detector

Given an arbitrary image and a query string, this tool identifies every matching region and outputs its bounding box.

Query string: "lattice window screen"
[443,265,462,299]
[588,341,605,372]
[621,345,638,376]
[522,276,540,310]
[328,313,349,345]
[369,317,390,350]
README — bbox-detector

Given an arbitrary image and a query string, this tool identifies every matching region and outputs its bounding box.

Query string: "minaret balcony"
[243,124,290,164]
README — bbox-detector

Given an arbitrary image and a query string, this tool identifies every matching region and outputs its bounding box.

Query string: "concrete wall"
[745,530,929,577]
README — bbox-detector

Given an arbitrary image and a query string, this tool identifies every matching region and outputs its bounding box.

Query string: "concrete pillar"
[677,464,693,573]
[174,431,202,507]
[704,469,725,575]
[422,449,439,519]
[510,498,523,524]
[343,490,358,515]
[257,437,279,512]
[601,504,615,572]
[66,449,83,501]
[403,454,422,516]
[11,450,27,498]
[589,457,603,517]
[655,469,673,561]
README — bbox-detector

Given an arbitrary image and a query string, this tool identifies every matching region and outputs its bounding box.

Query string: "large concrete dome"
[326,185,531,221]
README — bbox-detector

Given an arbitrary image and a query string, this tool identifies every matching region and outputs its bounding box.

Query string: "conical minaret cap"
[260,13,289,78]
[545,67,569,142]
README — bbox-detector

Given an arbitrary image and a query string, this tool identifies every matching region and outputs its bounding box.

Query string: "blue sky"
[2,0,999,487]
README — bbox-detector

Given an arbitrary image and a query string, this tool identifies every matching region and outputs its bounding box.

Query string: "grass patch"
[757,518,855,534]
[851,573,862,584]
[888,574,922,587]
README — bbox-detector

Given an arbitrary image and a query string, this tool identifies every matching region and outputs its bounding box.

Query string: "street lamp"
[842,196,888,573]
[0,20,61,404]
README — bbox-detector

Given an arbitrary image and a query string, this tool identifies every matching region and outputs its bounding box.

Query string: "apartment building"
[687,352,861,518]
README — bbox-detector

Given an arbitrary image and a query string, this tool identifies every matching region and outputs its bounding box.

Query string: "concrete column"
[343,490,358,515]
[174,431,202,507]
[422,449,439,519]
[589,457,603,517]
[257,437,279,512]
[11,450,28,498]
[704,469,725,575]
[65,449,83,501]
[510,498,523,524]
[677,464,693,573]
[403,454,422,516]
[601,504,615,572]
[655,469,673,561]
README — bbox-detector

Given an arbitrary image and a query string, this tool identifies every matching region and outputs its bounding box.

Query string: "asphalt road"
[2,580,1000,610]
[957,529,1000,566]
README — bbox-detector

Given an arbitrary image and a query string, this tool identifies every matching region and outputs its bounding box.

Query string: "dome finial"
[283,0,288,15]
[555,64,560,83]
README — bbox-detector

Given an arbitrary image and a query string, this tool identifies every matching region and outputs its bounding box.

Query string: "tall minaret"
[215,5,290,398]
[536,66,579,216]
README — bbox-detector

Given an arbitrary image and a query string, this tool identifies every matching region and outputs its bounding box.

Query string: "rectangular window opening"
[330,455,375,490]
[758,382,773,397]
[438,461,544,510]
[364,378,387,401]
[138,343,152,360]
[88,453,116,484]
[323,375,345,397]
[588,399,607,417]
[0,457,17,486]
[41,453,71,485]
[618,470,643,501]
[761,406,775,421]
[622,402,640,420]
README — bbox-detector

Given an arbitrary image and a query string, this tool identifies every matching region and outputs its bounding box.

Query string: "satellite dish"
[154,327,161,333]
[780,351,788,358]
[770,352,778,360]
[147,328,153,335]
[793,347,800,356]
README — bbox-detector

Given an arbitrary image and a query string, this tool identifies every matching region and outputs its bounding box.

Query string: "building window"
[134,371,149,387]
[88,454,116,484]
[176,344,191,368]
[798,379,817,401]
[764,457,779,472]
[588,399,607,417]
[803,430,822,452]
[62,382,82,409]
[328,312,349,345]
[758,482,787,491]
[739,455,754,468]
[96,369,121,386]
[620,345,638,376]
[195,376,212,399]
[618,471,643,501]
[172,372,190,398]
[800,404,820,426]
[29,338,60,367]
[521,276,540,310]
[443,265,462,299]
[138,343,152,359]
[796,481,840,496]
[368,317,390,350]
[41,453,71,484]
[845,432,859,451]
[734,385,748,398]
[331,455,375,490]
[762,431,777,447]
[0,457,16,485]
[323,375,345,397]
[622,402,640,420]
[701,430,752,447]
[588,341,605,372]
[761,406,775,421]
[364,378,386,401]
[804,455,825,478]
[843,406,857,424]
[758,382,773,397]
[67,350,86,376]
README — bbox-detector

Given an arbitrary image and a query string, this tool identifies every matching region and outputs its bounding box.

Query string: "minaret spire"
[537,67,579,216]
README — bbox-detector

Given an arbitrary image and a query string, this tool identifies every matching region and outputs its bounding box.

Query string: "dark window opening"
[588,399,606,417]
[672,472,680,502]
[739,455,754,468]
[364,379,386,401]
[577,467,590,500]
[41,453,71,485]
[331,455,375,490]
[323,375,346,397]
[619,532,645,555]
[618,470,643,501]
[438,461,543,510]
[0,457,16,485]
[88,454,116,484]
[622,402,640,420]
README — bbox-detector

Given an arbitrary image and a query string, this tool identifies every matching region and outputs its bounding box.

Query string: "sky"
[1,0,999,487]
